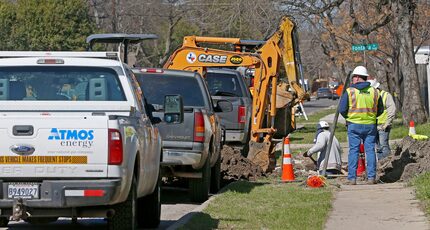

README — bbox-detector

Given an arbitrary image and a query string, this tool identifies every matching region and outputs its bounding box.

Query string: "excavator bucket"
[247,140,276,172]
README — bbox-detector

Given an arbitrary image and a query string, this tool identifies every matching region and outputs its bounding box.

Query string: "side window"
[125,67,145,114]
[198,74,214,111]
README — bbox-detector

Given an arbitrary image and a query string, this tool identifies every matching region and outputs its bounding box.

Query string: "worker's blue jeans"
[347,123,377,181]
[376,127,391,160]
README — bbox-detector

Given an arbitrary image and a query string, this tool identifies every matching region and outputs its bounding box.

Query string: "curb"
[166,184,232,230]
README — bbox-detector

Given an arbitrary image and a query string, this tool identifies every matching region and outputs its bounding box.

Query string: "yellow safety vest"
[346,86,379,125]
[377,90,388,125]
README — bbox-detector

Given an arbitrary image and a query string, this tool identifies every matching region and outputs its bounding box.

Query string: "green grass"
[411,172,430,215]
[292,109,430,144]
[180,180,333,230]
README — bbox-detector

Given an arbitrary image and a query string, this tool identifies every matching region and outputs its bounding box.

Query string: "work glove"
[302,151,309,157]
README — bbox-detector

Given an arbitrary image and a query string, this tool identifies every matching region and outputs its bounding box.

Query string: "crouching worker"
[303,121,342,175]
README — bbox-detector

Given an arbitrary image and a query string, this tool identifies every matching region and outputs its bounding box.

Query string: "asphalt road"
[301,97,339,116]
[1,186,201,230]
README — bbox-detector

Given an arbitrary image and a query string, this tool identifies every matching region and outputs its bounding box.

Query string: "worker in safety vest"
[367,79,396,160]
[339,66,384,185]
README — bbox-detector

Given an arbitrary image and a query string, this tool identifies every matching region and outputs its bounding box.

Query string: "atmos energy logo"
[48,128,94,148]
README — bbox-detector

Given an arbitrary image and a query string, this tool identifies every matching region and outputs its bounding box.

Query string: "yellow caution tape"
[0,156,87,164]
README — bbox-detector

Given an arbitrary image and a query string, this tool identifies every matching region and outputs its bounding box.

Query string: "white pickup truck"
[0,34,171,229]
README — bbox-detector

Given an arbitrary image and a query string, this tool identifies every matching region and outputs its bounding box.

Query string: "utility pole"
[362,39,366,67]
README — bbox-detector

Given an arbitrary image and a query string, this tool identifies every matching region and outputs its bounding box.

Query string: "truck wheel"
[0,217,8,227]
[189,153,210,202]
[26,217,58,225]
[210,149,221,194]
[108,178,137,230]
[137,170,161,228]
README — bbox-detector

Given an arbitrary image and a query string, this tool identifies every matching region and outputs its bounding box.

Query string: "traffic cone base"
[281,137,295,182]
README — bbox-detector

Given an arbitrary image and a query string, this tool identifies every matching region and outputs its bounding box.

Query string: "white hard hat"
[352,66,369,77]
[367,79,380,88]
[318,121,330,129]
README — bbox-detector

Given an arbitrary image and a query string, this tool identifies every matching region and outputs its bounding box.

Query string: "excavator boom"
[246,17,308,171]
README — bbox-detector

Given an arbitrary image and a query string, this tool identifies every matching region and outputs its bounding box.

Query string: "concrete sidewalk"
[325,183,430,230]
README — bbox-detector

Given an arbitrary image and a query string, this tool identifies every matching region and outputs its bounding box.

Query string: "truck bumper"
[162,149,202,165]
[0,179,121,209]
[225,130,246,143]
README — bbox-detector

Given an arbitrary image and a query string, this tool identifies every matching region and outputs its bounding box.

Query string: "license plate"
[7,184,39,199]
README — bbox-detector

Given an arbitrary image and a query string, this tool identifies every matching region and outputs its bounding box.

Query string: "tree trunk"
[396,0,428,125]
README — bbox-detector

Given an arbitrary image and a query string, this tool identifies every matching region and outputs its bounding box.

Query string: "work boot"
[344,179,356,185]
[366,179,377,185]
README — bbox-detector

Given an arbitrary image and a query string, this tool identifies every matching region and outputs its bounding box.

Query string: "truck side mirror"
[163,95,184,123]
[215,100,233,112]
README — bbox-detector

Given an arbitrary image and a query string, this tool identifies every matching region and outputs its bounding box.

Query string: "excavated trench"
[220,136,430,184]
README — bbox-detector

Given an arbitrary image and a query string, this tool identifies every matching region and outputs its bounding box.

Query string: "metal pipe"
[321,71,351,176]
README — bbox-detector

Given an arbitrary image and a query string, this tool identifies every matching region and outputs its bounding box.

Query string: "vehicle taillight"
[238,106,246,124]
[194,112,205,143]
[108,129,123,165]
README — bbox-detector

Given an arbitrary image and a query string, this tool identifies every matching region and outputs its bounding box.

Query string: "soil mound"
[220,145,265,183]
[378,136,430,182]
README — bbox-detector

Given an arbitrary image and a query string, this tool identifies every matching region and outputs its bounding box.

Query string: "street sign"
[352,44,366,52]
[352,43,378,52]
[366,43,378,51]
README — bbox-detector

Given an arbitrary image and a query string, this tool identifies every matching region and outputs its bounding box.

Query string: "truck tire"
[137,170,161,228]
[189,153,211,202]
[0,217,8,227]
[26,217,58,225]
[210,148,221,194]
[108,178,137,230]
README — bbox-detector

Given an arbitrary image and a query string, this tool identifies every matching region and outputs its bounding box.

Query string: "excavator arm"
[246,16,308,172]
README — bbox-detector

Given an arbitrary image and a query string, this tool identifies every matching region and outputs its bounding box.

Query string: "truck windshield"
[206,72,243,97]
[0,66,125,101]
[135,74,205,107]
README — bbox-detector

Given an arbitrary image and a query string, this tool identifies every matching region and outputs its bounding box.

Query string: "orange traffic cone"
[281,137,295,182]
[409,120,416,135]
[356,143,366,176]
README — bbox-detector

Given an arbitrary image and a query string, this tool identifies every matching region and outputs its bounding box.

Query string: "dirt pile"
[220,145,265,182]
[291,152,318,177]
[378,136,430,182]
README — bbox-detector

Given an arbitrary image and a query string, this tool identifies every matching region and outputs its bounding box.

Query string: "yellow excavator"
[163,16,308,172]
